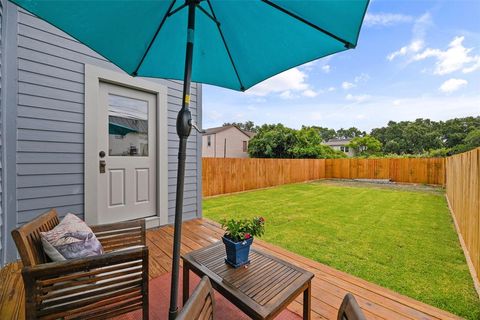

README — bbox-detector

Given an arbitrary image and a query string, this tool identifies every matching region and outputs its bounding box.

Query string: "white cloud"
[279,90,295,99]
[413,36,480,75]
[354,73,370,83]
[387,12,432,61]
[345,94,371,102]
[302,89,319,98]
[463,58,480,73]
[321,65,331,73]
[327,87,336,92]
[202,87,480,131]
[246,68,310,97]
[387,40,424,61]
[439,78,468,93]
[250,97,266,103]
[341,74,369,90]
[364,13,413,27]
[342,81,356,90]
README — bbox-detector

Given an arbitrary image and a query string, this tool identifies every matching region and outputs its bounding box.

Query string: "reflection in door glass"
[108,94,148,156]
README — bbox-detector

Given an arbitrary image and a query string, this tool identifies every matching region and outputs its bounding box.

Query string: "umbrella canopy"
[10,0,369,318]
[11,0,368,91]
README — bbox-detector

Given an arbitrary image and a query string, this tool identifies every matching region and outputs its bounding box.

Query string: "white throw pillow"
[40,213,104,261]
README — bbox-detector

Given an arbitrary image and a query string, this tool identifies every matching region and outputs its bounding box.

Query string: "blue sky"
[202,0,480,131]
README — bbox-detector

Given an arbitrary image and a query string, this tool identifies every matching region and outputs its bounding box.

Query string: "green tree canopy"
[371,117,480,155]
[291,127,346,159]
[336,127,366,139]
[240,116,479,158]
[247,125,345,159]
[247,124,297,158]
[348,135,383,157]
[308,126,337,142]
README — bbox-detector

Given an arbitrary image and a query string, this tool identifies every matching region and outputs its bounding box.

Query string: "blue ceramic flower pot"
[222,236,253,268]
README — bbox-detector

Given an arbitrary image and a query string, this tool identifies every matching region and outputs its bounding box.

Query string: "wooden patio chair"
[177,276,215,320]
[337,293,366,320]
[11,208,149,320]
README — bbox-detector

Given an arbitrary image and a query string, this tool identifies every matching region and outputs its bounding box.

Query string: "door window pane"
[108,94,149,156]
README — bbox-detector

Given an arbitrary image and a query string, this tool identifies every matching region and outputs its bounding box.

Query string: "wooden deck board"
[0,218,462,320]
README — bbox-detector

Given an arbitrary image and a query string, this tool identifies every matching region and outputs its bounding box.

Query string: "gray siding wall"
[2,6,202,264]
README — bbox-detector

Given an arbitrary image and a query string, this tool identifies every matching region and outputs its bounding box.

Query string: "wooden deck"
[0,218,461,320]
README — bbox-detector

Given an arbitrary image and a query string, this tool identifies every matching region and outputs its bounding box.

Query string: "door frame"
[84,64,168,227]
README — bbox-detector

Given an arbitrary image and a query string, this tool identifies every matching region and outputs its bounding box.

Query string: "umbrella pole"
[169,1,196,319]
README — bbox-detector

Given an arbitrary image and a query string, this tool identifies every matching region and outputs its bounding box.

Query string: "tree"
[309,126,337,142]
[384,140,401,154]
[463,129,480,149]
[348,135,382,157]
[246,116,480,158]
[223,121,258,132]
[440,117,480,148]
[451,129,480,154]
[290,127,346,159]
[336,127,366,139]
[247,125,345,159]
[371,117,480,155]
[247,124,297,158]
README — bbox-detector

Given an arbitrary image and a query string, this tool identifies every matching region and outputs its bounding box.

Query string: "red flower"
[244,233,251,239]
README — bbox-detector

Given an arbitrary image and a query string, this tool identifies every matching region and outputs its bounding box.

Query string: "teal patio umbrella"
[9,0,369,318]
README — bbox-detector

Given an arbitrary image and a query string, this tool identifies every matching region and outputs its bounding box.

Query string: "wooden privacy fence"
[202,157,446,197]
[446,147,480,283]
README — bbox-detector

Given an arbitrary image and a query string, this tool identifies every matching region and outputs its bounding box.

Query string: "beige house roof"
[203,125,253,138]
[325,138,352,147]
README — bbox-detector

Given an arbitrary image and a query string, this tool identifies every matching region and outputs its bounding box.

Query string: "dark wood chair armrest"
[22,247,149,320]
[22,246,147,279]
[90,219,146,251]
[337,293,366,320]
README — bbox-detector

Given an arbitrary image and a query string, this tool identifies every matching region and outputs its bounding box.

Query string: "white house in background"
[325,138,356,157]
[202,125,255,158]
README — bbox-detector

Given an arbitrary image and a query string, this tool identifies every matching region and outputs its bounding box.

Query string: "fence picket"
[446,148,480,282]
[202,156,446,197]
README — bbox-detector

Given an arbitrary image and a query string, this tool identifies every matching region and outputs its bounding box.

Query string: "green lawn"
[203,181,480,320]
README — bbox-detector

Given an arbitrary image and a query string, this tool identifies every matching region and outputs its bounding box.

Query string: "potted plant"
[221,217,265,268]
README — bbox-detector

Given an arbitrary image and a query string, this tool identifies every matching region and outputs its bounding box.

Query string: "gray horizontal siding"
[16,8,200,225]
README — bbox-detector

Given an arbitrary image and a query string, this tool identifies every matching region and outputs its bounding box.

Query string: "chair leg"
[143,304,149,320]
[183,264,190,306]
[143,249,149,320]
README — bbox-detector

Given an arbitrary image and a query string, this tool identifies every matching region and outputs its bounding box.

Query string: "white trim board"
[84,64,168,227]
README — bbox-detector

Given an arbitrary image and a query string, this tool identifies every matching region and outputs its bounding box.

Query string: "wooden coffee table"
[182,241,314,320]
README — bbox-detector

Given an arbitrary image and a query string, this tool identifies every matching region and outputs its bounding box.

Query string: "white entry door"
[97,82,157,224]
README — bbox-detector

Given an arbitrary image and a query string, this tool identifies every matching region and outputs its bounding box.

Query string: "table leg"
[303,281,311,320]
[183,263,190,306]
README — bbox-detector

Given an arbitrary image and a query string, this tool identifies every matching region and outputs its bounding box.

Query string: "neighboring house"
[202,125,254,158]
[0,2,203,266]
[325,138,356,157]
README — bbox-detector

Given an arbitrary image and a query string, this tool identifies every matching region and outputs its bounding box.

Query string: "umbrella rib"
[260,0,354,49]
[132,0,178,76]
[196,4,219,25]
[206,0,246,91]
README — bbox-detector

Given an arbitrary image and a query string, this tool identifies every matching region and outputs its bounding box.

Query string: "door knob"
[99,150,106,158]
[99,160,106,173]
